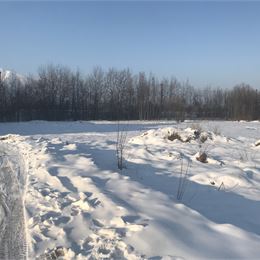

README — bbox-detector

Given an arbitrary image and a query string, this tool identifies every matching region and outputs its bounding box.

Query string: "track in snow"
[0,148,27,260]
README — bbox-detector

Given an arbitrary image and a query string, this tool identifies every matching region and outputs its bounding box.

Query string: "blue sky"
[0,1,260,88]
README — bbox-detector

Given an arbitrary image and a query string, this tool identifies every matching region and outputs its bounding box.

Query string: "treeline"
[0,65,259,122]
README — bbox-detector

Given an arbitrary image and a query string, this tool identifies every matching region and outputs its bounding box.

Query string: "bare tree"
[0,64,260,122]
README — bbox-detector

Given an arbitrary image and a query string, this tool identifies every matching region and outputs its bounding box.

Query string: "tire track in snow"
[0,148,27,260]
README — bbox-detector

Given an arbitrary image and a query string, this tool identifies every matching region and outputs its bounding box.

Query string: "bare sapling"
[116,121,128,170]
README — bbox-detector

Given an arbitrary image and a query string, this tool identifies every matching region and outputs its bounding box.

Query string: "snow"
[0,68,26,84]
[0,120,260,259]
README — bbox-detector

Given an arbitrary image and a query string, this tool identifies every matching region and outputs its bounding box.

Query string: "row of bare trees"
[0,64,259,122]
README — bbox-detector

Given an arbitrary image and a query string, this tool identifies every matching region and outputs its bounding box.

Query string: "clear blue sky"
[1,1,260,88]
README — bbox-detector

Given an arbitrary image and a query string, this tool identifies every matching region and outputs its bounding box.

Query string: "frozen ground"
[0,120,260,259]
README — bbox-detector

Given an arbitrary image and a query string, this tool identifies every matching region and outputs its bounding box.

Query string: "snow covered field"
[0,120,260,259]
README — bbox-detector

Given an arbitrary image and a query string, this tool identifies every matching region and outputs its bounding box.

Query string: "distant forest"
[0,65,259,122]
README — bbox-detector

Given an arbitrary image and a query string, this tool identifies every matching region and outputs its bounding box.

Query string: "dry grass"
[168,131,183,142]
[196,152,208,163]
[191,123,203,133]
[199,134,208,143]
[177,158,190,201]
[212,125,221,135]
[255,140,260,147]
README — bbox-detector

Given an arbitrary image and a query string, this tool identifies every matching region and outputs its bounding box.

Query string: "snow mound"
[133,127,223,145]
